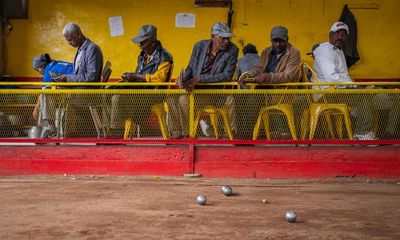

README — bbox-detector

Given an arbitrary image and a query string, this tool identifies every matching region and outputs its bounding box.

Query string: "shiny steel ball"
[221,185,233,196]
[196,195,207,205]
[285,211,297,223]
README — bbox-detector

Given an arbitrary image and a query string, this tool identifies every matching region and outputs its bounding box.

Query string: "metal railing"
[1,81,399,144]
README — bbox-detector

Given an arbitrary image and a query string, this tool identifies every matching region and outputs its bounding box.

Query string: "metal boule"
[285,211,297,223]
[221,185,233,196]
[196,195,207,205]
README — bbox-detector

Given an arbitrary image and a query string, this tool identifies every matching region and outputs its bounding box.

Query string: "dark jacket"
[136,41,173,80]
[67,38,103,83]
[340,4,360,68]
[135,41,173,89]
[183,39,238,83]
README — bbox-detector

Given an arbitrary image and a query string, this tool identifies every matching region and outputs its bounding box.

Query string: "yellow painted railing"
[1,82,399,141]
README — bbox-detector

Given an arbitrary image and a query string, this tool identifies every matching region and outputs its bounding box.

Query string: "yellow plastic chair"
[150,103,169,139]
[193,105,233,140]
[89,61,112,138]
[248,66,301,140]
[123,118,134,139]
[122,102,169,140]
[252,104,298,140]
[123,65,174,140]
[300,63,353,140]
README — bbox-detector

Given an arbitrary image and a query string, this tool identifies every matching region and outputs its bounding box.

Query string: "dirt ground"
[0,175,399,240]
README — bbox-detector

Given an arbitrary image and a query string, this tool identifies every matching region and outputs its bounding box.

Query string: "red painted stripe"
[0,145,399,178]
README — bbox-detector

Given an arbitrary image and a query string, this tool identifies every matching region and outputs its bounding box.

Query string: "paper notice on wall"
[175,13,195,28]
[108,16,124,37]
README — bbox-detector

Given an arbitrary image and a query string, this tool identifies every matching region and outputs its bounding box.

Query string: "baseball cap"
[131,24,157,43]
[211,22,233,38]
[32,54,49,69]
[330,21,349,34]
[270,26,288,41]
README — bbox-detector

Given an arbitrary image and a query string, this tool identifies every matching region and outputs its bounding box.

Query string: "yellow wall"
[5,0,400,79]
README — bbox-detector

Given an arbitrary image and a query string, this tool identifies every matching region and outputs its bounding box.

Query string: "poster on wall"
[108,16,124,37]
[175,13,195,28]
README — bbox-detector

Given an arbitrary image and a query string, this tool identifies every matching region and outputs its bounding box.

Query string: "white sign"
[108,16,124,37]
[175,13,195,28]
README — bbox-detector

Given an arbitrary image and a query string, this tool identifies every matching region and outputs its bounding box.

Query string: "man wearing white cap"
[312,21,382,140]
[313,22,400,140]
[312,21,351,86]
[168,22,239,138]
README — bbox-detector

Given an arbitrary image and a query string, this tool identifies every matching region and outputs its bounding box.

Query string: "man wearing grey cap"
[177,22,238,89]
[120,24,173,83]
[167,22,239,138]
[238,25,301,86]
[109,24,173,137]
[236,26,300,138]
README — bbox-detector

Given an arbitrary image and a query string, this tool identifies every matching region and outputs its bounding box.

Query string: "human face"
[34,66,44,75]
[138,38,156,55]
[64,32,82,48]
[271,38,288,54]
[329,29,348,49]
[212,35,230,51]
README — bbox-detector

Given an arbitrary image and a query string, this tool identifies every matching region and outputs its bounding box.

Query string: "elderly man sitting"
[109,24,173,138]
[167,22,238,139]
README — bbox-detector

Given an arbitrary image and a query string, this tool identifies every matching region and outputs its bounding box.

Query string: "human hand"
[176,76,185,88]
[121,72,137,82]
[185,76,200,92]
[254,73,269,84]
[54,74,67,82]
[238,73,251,88]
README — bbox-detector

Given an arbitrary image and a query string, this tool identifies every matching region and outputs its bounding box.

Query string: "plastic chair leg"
[252,108,265,140]
[341,109,353,140]
[262,113,272,140]
[209,113,219,139]
[284,111,298,140]
[124,118,134,140]
[300,109,309,140]
[335,114,344,139]
[219,109,234,140]
[323,112,335,139]
[309,105,321,140]
[152,104,168,140]
[193,111,203,138]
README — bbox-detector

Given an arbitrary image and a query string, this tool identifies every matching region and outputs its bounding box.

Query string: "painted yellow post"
[189,91,195,138]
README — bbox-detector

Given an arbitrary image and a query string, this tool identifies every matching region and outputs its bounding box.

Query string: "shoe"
[199,119,212,137]
[353,132,378,140]
[40,123,56,138]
